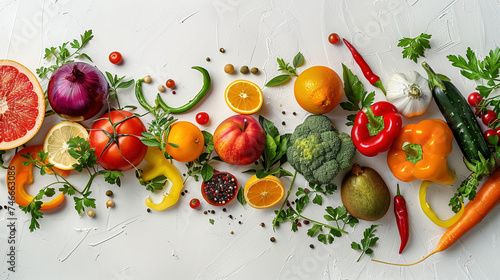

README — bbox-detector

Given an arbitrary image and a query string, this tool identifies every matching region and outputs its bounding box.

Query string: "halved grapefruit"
[0,60,45,150]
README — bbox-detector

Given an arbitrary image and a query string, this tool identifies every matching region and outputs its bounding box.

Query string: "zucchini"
[422,62,493,172]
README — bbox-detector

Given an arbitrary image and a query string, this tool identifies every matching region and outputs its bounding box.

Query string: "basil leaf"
[293,52,304,68]
[265,74,291,87]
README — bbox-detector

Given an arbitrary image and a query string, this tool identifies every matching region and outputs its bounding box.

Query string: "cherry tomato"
[109,51,123,65]
[196,112,210,125]
[484,129,497,145]
[328,33,340,44]
[468,92,482,107]
[482,110,498,126]
[89,110,148,171]
[475,107,484,117]
[166,79,176,89]
[190,198,200,209]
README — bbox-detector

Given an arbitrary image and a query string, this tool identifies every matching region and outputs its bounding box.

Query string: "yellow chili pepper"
[419,180,464,228]
[387,119,456,185]
[141,147,184,211]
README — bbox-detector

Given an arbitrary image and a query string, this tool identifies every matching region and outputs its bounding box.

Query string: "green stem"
[422,61,446,91]
[295,211,348,234]
[82,170,107,194]
[273,170,297,231]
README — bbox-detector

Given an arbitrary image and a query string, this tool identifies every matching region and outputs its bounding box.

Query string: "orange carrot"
[373,167,500,266]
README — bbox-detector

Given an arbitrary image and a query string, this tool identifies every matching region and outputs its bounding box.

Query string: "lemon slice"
[43,121,89,170]
[224,80,263,114]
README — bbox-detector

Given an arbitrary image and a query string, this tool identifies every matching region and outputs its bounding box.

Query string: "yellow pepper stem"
[419,180,464,228]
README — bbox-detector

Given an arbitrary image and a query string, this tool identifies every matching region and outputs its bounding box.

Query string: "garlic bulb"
[386,71,432,118]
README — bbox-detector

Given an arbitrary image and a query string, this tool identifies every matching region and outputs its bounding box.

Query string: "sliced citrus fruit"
[43,121,89,170]
[244,175,285,209]
[224,80,263,114]
[0,60,45,150]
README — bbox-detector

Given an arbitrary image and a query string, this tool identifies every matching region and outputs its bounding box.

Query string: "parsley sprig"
[339,64,375,126]
[398,33,432,63]
[36,30,94,80]
[141,109,178,154]
[19,137,123,231]
[295,183,337,212]
[106,72,135,110]
[351,225,379,262]
[265,52,304,87]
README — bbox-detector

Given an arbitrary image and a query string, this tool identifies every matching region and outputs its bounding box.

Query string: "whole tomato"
[89,110,147,171]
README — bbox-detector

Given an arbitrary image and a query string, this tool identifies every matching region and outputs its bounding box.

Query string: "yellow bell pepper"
[141,147,184,211]
[387,119,456,185]
[419,180,464,228]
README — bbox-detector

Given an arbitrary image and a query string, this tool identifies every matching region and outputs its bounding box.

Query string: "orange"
[0,60,45,150]
[224,80,263,114]
[244,175,285,209]
[165,121,204,162]
[294,66,343,114]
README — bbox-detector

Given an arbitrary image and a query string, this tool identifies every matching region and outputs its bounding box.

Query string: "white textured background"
[1,0,500,279]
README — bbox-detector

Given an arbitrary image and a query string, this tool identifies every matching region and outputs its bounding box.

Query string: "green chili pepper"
[135,66,211,114]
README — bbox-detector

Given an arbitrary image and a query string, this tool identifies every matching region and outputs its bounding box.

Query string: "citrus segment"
[294,66,343,114]
[244,175,285,209]
[43,121,89,170]
[224,80,263,114]
[0,60,45,150]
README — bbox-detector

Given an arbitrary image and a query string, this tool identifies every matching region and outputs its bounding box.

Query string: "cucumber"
[422,62,492,168]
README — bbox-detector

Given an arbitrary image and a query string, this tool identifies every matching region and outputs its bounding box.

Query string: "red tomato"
[482,110,497,126]
[484,129,497,145]
[109,51,123,65]
[328,33,340,44]
[467,92,482,107]
[196,112,210,125]
[190,198,200,209]
[89,110,147,171]
[166,79,176,89]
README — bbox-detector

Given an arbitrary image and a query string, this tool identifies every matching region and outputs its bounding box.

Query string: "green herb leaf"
[351,225,379,262]
[398,33,432,63]
[340,64,375,126]
[265,74,291,87]
[209,218,215,225]
[237,187,247,206]
[293,52,304,68]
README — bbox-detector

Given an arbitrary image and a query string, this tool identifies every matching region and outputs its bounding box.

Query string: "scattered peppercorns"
[224,64,234,74]
[250,67,259,74]
[260,222,265,227]
[228,214,233,219]
[282,111,286,115]
[222,208,227,212]
[303,220,310,225]
[293,112,297,116]
[206,57,211,61]
[105,190,113,196]
[0,205,3,210]
[204,211,208,215]
[220,48,225,53]
[181,192,185,196]
[238,221,242,224]
[230,230,234,235]
[240,65,249,74]
[309,244,315,249]
[211,210,215,214]
[158,85,166,92]
[143,75,152,83]
[282,121,286,125]
[270,237,276,242]
[147,208,151,213]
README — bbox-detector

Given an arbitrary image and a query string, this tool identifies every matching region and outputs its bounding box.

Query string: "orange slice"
[244,175,285,209]
[43,121,89,170]
[0,60,45,150]
[224,80,263,114]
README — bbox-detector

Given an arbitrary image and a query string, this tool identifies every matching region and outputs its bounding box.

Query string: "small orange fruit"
[224,80,263,114]
[294,66,343,114]
[244,175,285,209]
[165,121,204,162]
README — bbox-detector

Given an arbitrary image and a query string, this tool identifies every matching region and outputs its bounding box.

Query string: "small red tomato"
[166,79,176,89]
[196,112,210,125]
[190,198,200,209]
[468,92,482,107]
[328,33,340,44]
[482,110,497,126]
[109,51,123,65]
[484,129,497,145]
[495,127,500,136]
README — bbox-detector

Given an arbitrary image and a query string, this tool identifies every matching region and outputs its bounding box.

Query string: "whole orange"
[165,121,204,162]
[294,66,343,114]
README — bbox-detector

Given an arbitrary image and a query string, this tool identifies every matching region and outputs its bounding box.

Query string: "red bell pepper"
[351,101,402,157]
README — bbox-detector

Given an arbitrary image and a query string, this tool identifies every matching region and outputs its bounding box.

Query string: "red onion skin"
[48,62,108,121]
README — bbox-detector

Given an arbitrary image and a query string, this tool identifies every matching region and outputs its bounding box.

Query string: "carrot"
[373,167,500,266]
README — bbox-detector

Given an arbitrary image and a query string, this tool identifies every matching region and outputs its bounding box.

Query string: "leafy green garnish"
[209,219,215,225]
[19,137,123,231]
[36,30,94,79]
[398,33,432,63]
[295,183,337,212]
[265,52,304,87]
[141,110,177,153]
[106,72,135,110]
[340,64,375,126]
[351,225,379,262]
[447,47,500,98]
[185,131,220,182]
[237,187,247,206]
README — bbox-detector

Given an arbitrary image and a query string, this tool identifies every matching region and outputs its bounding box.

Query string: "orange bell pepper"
[7,145,68,210]
[387,119,456,185]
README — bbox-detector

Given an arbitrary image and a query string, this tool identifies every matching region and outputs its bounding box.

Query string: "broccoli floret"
[287,115,356,184]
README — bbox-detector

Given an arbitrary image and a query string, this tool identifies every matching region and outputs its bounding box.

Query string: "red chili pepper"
[351,101,402,157]
[343,38,386,95]
[394,184,409,254]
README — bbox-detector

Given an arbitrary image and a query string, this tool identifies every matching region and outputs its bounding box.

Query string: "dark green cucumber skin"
[432,80,491,163]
